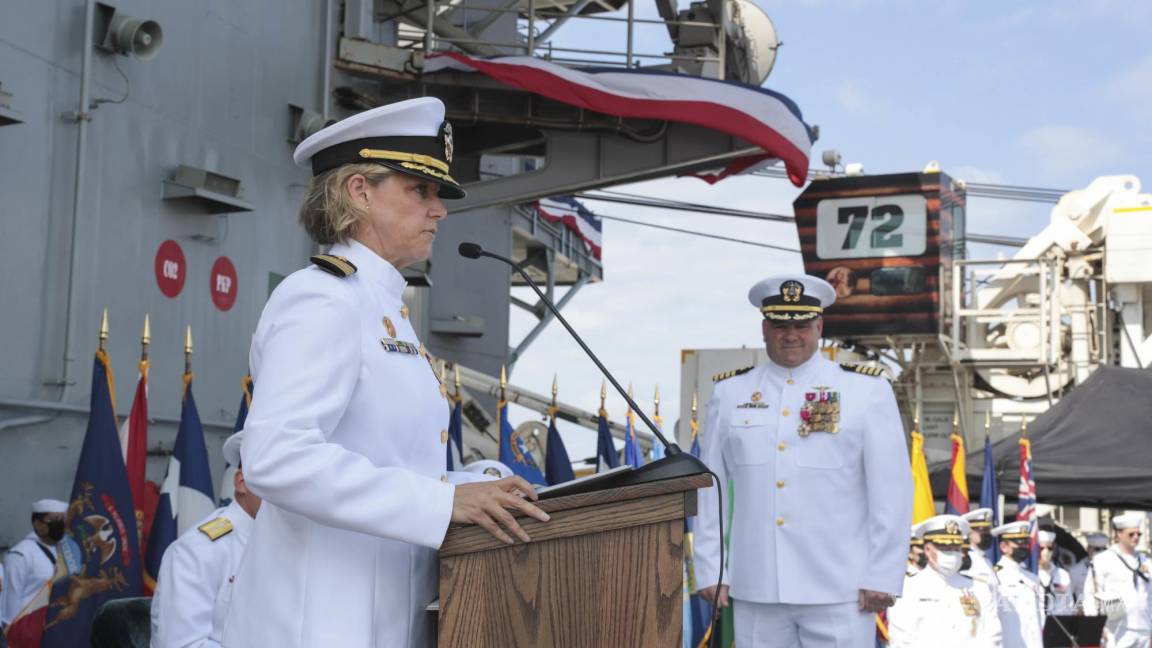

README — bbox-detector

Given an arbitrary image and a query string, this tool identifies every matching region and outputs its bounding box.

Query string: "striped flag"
[944,432,970,516]
[144,372,215,591]
[497,399,546,485]
[595,408,619,473]
[219,376,253,505]
[1016,436,1039,572]
[423,53,814,186]
[536,197,602,260]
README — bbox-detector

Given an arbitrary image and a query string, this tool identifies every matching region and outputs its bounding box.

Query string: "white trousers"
[733,599,875,648]
[1106,626,1151,648]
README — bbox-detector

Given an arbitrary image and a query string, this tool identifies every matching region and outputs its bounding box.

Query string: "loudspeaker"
[94,2,164,60]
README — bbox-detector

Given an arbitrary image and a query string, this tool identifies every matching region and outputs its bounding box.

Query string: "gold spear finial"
[952,410,959,434]
[984,410,991,433]
[500,365,507,401]
[1020,415,1027,438]
[184,325,193,372]
[600,379,607,411]
[98,309,109,350]
[654,385,661,417]
[691,390,698,419]
[453,363,461,398]
[551,373,559,407]
[439,360,447,385]
[140,314,151,362]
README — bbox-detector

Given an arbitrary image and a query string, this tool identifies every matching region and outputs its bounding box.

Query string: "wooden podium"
[437,474,712,647]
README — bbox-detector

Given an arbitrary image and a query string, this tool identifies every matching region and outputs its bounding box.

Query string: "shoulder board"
[994,564,1003,572]
[198,517,234,541]
[310,254,357,278]
[712,366,754,383]
[840,363,886,378]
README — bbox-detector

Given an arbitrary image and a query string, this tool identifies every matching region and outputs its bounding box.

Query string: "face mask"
[1011,546,1031,563]
[46,521,65,542]
[977,535,993,551]
[961,553,973,571]
[916,553,928,569]
[934,551,963,575]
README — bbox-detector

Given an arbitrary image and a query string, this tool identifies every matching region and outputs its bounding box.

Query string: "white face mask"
[934,551,963,575]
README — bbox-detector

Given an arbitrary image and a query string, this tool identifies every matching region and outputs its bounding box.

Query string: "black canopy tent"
[928,366,1152,510]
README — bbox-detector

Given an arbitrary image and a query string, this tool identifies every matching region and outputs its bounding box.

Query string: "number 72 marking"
[837,205,905,250]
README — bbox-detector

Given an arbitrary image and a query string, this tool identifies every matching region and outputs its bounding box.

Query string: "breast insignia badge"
[382,316,397,338]
[737,391,771,409]
[798,386,840,436]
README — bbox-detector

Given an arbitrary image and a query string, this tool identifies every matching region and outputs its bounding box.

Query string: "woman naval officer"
[221,97,550,648]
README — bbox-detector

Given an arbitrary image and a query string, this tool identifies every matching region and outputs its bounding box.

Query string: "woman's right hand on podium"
[451,476,551,545]
[696,585,730,610]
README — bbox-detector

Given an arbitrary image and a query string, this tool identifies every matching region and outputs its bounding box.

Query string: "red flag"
[4,581,50,648]
[119,359,155,557]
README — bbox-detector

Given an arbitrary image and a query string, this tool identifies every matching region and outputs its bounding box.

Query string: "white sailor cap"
[910,524,924,545]
[962,508,994,529]
[32,499,68,514]
[992,521,1032,540]
[915,515,969,546]
[292,97,464,199]
[222,431,243,467]
[463,459,513,479]
[1084,532,1109,548]
[1038,530,1057,546]
[1112,512,1144,530]
[748,274,836,321]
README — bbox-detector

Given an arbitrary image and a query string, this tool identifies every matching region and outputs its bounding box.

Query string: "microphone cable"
[705,469,726,648]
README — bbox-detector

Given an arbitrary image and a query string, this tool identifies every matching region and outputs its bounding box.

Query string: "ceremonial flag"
[979,435,1002,564]
[497,399,546,484]
[144,373,215,591]
[651,412,666,462]
[909,429,935,524]
[40,350,143,648]
[117,358,151,546]
[445,392,465,472]
[623,405,643,468]
[1016,434,1039,572]
[944,432,970,516]
[219,376,253,505]
[595,408,619,473]
[543,412,575,485]
[536,197,603,260]
[423,53,814,186]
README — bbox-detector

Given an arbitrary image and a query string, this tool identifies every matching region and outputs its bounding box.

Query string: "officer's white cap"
[748,274,836,321]
[1112,512,1144,530]
[223,431,243,467]
[32,499,68,514]
[1038,530,1056,545]
[915,514,969,545]
[991,521,1032,539]
[463,459,513,478]
[1084,532,1109,548]
[962,508,994,529]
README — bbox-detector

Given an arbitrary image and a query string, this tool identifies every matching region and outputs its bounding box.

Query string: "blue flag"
[219,376,253,506]
[145,373,216,590]
[979,435,1002,564]
[446,397,464,471]
[544,416,575,485]
[623,409,643,468]
[651,415,666,462]
[41,351,144,648]
[595,409,619,472]
[497,400,546,484]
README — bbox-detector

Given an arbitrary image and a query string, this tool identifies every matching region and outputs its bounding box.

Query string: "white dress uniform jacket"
[1084,548,1152,647]
[887,567,1002,647]
[964,549,1001,597]
[222,240,476,648]
[695,353,912,603]
[1039,563,1074,615]
[151,501,253,648]
[996,557,1044,648]
[0,533,56,627]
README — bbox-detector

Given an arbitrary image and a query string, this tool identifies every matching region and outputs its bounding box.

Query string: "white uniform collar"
[223,499,255,540]
[997,555,1023,570]
[765,349,827,383]
[329,239,408,299]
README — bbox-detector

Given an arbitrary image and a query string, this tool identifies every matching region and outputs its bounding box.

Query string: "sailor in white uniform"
[993,521,1044,648]
[887,515,1002,647]
[0,499,67,629]
[1072,532,1110,610]
[221,97,550,648]
[1037,529,1074,615]
[694,274,912,647]
[151,433,260,648]
[908,527,927,577]
[463,459,514,479]
[962,508,1001,597]
[1084,513,1152,648]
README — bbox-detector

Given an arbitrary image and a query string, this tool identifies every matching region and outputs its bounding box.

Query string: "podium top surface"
[520,473,711,518]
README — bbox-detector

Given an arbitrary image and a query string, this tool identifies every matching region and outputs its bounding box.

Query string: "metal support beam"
[509,275,589,370]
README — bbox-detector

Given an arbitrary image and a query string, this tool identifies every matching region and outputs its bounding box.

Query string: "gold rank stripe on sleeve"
[712,366,754,383]
[839,363,886,378]
[310,254,358,278]
[198,517,234,541]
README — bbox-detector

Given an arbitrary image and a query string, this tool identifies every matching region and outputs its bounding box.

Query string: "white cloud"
[1014,126,1125,182]
[832,80,879,115]
[1105,56,1152,116]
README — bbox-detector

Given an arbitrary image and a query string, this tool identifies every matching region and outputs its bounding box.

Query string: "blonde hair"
[298,163,393,244]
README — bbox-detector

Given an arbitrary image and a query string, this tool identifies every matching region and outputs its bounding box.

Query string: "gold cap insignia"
[781,280,804,303]
[945,520,960,535]
[383,316,396,338]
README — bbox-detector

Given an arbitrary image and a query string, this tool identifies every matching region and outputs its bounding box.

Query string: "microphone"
[457,241,708,489]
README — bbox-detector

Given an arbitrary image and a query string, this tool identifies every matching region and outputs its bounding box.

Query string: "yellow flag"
[910,430,935,523]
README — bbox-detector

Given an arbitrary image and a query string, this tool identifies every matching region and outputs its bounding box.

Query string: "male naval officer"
[1084,512,1152,648]
[150,433,261,648]
[962,508,1001,596]
[992,521,1045,648]
[0,499,67,629]
[887,515,1002,647]
[694,274,912,647]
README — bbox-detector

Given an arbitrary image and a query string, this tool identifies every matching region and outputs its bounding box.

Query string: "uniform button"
[440,475,448,483]
[786,378,794,385]
[400,305,410,319]
[778,442,787,451]
[440,429,448,444]
[776,517,785,526]
[743,419,750,424]
[782,408,790,416]
[777,480,785,489]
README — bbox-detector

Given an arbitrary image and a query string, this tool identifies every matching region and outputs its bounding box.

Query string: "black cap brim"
[375,161,466,200]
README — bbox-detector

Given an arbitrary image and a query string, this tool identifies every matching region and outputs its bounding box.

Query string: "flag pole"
[99,308,109,352]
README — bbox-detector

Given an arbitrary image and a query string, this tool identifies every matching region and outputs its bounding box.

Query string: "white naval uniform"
[0,533,56,627]
[695,352,912,646]
[151,501,253,648]
[964,548,1001,597]
[996,557,1044,648]
[222,240,481,648]
[1039,563,1074,615]
[887,567,1002,647]
[1084,547,1152,648]
[1067,558,1090,610]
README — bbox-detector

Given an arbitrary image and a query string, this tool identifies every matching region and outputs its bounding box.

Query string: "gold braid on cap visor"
[358,148,451,174]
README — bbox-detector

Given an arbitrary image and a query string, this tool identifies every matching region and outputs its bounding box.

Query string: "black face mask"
[46,521,65,542]
[961,552,973,571]
[977,535,993,551]
[916,553,928,569]
[1011,546,1031,563]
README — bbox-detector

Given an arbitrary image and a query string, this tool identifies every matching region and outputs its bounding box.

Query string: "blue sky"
[503,1,1152,461]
